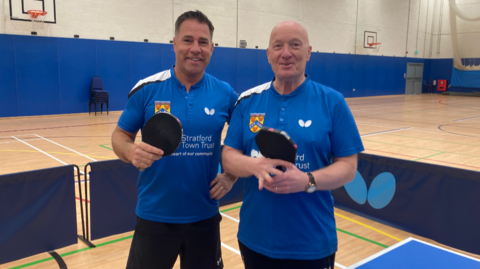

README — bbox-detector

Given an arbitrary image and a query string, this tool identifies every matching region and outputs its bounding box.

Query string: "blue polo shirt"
[118,67,238,224]
[224,76,364,260]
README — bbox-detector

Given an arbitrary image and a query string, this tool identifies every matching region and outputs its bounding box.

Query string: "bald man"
[222,21,364,268]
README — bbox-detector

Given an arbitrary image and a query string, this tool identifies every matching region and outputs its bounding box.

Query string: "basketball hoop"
[27,10,47,30]
[368,42,381,53]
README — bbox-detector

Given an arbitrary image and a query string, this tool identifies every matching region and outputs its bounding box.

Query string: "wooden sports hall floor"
[1,94,480,269]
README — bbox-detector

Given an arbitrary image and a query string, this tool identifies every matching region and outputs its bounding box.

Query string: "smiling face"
[173,19,214,81]
[267,21,312,84]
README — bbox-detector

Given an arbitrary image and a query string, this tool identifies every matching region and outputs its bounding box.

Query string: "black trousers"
[126,213,223,269]
[239,240,336,269]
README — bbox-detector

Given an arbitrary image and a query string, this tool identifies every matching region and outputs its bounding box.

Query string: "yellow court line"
[335,212,402,242]
[0,149,115,160]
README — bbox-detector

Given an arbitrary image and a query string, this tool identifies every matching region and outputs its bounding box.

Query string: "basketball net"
[28,10,47,30]
[449,0,480,70]
[368,43,381,53]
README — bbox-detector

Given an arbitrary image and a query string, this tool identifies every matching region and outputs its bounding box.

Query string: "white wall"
[428,0,480,59]
[1,0,479,58]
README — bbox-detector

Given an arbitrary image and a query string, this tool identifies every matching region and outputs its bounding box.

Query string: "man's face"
[173,19,213,78]
[267,22,312,82]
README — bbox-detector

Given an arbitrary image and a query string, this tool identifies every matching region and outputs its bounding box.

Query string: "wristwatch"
[305,172,316,193]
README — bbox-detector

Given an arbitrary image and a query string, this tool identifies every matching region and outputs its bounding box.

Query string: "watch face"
[307,185,316,193]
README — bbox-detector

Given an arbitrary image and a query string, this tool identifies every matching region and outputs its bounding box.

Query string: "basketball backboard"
[364,31,377,49]
[9,0,56,24]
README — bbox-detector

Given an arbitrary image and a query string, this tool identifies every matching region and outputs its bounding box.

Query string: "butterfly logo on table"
[205,107,215,115]
[155,101,170,113]
[299,119,312,128]
[249,113,265,133]
[344,171,396,209]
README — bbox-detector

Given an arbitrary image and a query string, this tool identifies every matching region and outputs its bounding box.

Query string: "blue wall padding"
[450,67,480,88]
[0,35,17,117]
[237,49,258,92]
[0,166,77,264]
[11,33,478,118]
[89,160,138,240]
[131,42,163,89]
[339,54,353,98]
[58,38,97,114]
[14,36,60,116]
[213,48,237,91]
[160,43,176,71]
[96,40,132,112]
[332,153,480,256]
[256,50,273,84]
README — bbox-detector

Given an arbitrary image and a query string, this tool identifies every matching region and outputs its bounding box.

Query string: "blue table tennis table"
[348,238,480,269]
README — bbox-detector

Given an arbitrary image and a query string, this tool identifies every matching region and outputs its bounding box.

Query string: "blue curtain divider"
[332,153,480,256]
[89,160,139,240]
[89,156,246,240]
[0,165,77,264]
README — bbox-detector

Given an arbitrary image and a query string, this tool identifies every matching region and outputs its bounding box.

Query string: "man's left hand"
[263,165,309,194]
[210,172,237,200]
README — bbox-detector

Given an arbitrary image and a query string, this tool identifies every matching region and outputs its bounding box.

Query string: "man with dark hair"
[112,10,238,269]
[222,21,364,269]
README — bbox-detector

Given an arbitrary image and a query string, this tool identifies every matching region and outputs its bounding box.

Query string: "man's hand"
[249,157,293,190]
[129,142,164,170]
[210,172,238,200]
[263,164,309,194]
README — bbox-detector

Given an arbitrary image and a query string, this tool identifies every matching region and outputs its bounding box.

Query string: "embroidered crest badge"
[249,113,265,133]
[155,101,170,113]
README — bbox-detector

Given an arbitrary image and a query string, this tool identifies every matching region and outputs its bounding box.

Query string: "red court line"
[0,122,118,133]
[75,197,90,203]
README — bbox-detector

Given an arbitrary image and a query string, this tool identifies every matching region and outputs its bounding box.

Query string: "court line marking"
[12,136,69,165]
[11,136,84,175]
[454,116,480,122]
[221,212,239,223]
[0,122,118,134]
[0,150,114,159]
[360,127,412,137]
[8,221,242,269]
[220,205,394,247]
[0,134,36,138]
[356,121,479,137]
[333,213,402,242]
[221,242,241,255]
[34,134,97,162]
[0,138,44,144]
[365,148,480,169]
[347,238,412,268]
[221,212,347,268]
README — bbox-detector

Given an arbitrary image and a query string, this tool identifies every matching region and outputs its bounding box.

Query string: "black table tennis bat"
[140,112,183,171]
[255,127,297,171]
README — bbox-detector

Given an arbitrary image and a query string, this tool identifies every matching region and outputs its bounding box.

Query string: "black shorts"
[126,213,223,269]
[239,240,336,269]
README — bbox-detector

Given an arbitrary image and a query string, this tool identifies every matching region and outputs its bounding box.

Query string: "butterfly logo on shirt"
[299,119,312,127]
[204,107,215,115]
[250,149,263,158]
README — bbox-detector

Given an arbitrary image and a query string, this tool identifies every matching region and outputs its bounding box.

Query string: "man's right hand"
[129,142,164,170]
[248,156,293,190]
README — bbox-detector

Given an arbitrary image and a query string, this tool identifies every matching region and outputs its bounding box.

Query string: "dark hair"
[175,10,214,39]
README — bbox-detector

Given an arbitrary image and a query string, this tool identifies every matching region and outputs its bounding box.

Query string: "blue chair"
[89,76,109,115]
[424,79,434,94]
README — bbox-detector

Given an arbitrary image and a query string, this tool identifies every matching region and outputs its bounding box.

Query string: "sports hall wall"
[1,0,479,117]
